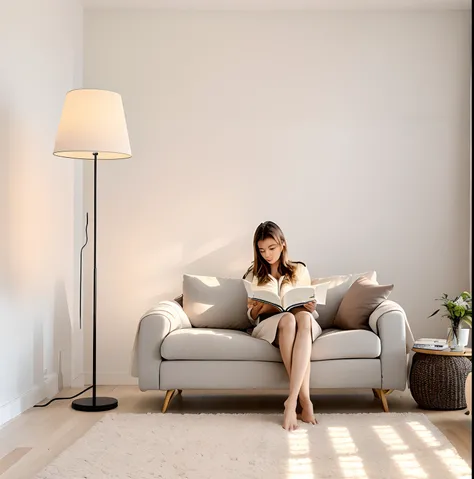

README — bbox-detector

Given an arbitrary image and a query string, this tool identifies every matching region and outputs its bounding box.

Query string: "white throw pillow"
[183,274,251,329]
[311,271,377,329]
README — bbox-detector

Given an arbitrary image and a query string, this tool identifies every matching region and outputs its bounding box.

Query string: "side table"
[410,347,472,410]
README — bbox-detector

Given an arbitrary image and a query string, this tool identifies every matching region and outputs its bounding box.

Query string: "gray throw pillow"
[334,277,394,330]
[183,274,251,329]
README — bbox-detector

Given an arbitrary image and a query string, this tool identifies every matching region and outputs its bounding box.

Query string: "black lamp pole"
[71,153,118,412]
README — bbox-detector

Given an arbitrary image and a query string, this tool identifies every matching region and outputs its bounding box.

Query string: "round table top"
[412,347,472,357]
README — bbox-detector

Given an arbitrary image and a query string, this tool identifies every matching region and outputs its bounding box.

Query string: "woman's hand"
[248,299,280,317]
[303,301,317,313]
[290,302,316,314]
[248,299,262,310]
[260,303,282,315]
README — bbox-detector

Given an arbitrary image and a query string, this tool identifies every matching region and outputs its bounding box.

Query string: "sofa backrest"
[175,271,377,330]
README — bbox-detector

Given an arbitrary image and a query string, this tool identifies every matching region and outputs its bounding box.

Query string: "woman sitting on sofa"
[244,221,319,431]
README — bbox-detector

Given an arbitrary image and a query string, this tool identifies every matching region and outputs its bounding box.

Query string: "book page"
[243,280,282,308]
[313,282,329,305]
[281,282,329,310]
[281,286,315,310]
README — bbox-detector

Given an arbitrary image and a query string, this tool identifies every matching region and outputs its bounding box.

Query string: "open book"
[243,280,329,312]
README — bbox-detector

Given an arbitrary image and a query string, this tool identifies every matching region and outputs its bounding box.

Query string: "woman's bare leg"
[275,313,298,430]
[298,362,317,424]
[275,313,296,377]
[295,313,316,424]
[284,311,314,425]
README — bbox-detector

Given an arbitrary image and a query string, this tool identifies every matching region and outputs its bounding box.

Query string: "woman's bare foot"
[283,399,298,431]
[299,397,317,425]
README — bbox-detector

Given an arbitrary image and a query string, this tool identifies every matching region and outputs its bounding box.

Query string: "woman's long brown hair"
[251,221,297,286]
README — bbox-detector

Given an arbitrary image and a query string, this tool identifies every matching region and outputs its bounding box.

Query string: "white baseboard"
[83,373,138,386]
[0,373,58,427]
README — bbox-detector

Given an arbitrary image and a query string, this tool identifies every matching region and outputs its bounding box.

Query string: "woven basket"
[410,353,472,410]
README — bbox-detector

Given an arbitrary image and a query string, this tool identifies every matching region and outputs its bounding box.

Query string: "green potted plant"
[428,291,472,351]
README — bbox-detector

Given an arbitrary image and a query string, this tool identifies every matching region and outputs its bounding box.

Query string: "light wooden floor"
[0,386,471,478]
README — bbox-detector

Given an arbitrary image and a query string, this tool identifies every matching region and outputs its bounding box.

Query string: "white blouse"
[244,262,312,326]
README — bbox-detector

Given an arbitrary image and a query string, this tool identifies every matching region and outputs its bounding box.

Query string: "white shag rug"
[35,413,471,479]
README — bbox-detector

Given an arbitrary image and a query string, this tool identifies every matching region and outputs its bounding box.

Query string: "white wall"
[84,10,471,384]
[0,0,83,425]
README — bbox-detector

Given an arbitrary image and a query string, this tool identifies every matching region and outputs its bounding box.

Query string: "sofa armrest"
[369,300,411,391]
[134,300,191,391]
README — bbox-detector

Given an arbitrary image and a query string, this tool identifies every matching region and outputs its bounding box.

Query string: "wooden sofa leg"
[374,389,390,412]
[162,389,176,413]
[373,388,394,397]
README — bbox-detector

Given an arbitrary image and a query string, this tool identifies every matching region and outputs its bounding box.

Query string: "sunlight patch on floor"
[392,452,428,478]
[406,421,441,448]
[338,455,368,478]
[372,425,409,451]
[328,427,358,455]
[434,448,471,479]
[328,426,368,478]
[287,428,315,479]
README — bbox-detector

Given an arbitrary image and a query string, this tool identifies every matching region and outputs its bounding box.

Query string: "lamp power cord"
[34,213,91,408]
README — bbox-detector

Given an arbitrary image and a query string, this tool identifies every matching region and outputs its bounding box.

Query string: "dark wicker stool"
[410,348,472,410]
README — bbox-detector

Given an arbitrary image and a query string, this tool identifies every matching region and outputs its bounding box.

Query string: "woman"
[244,221,321,431]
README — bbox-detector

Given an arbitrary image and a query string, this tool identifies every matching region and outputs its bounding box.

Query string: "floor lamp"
[53,89,132,412]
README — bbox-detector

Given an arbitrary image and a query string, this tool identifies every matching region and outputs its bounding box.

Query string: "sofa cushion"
[182,274,251,329]
[311,271,377,329]
[334,277,394,330]
[311,328,381,360]
[161,328,282,362]
[162,327,381,362]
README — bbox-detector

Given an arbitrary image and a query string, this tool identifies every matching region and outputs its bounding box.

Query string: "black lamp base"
[71,397,118,412]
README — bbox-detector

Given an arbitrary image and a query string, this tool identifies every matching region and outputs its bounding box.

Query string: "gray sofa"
[133,271,410,413]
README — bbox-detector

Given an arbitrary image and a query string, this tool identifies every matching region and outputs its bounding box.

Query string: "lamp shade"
[53,89,132,160]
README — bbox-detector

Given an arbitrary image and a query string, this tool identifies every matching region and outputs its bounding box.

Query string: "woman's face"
[257,237,284,265]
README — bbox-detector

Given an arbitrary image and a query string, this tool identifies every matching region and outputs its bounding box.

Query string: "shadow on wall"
[183,232,251,277]
[53,280,72,390]
[149,233,252,305]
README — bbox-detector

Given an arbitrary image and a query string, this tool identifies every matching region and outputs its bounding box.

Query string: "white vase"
[447,327,470,351]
